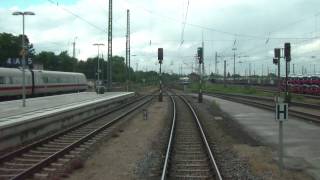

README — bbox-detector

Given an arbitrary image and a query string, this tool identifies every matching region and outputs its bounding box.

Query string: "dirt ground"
[189,95,313,180]
[66,97,169,180]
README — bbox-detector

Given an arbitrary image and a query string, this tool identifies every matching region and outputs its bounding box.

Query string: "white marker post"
[275,103,288,175]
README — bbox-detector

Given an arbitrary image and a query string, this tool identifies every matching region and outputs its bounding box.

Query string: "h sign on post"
[276,103,288,121]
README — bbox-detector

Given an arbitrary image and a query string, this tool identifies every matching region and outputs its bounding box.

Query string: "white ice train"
[0,67,88,97]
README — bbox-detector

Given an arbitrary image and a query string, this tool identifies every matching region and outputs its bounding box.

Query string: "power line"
[122,0,320,40]
[47,0,106,33]
[180,0,189,45]
[268,10,320,35]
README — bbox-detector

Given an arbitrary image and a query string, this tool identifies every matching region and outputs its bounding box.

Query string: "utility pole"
[93,43,105,91]
[72,37,77,59]
[107,0,113,91]
[224,60,226,87]
[197,33,204,103]
[293,64,295,74]
[215,52,218,74]
[126,9,130,92]
[191,63,194,73]
[72,37,77,72]
[158,48,163,102]
[12,11,35,107]
[232,47,237,83]
[202,32,205,77]
[249,63,252,84]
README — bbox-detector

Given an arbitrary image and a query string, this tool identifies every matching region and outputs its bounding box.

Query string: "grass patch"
[189,83,275,97]
[188,82,320,104]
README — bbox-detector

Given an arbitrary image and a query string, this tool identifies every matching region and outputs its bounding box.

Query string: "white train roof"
[0,67,85,76]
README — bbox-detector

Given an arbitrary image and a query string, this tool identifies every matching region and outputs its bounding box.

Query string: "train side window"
[13,77,20,84]
[0,76,5,84]
[8,77,13,84]
[43,77,48,83]
[57,77,61,83]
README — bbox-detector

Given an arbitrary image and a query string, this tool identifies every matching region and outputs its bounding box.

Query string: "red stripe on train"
[0,84,88,91]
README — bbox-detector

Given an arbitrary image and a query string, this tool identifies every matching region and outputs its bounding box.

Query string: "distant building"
[189,72,199,81]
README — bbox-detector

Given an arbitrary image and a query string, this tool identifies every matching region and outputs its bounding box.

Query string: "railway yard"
[0,87,318,180]
[2,0,320,179]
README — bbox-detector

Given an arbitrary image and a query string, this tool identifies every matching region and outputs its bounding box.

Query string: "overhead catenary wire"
[47,0,106,33]
[122,0,320,40]
[180,0,189,46]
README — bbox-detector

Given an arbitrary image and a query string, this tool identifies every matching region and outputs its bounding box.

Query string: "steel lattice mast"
[107,0,112,91]
[126,9,130,91]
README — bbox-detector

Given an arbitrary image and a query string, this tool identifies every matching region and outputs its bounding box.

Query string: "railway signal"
[273,58,278,65]
[272,42,292,176]
[197,47,203,103]
[158,48,163,64]
[158,48,163,102]
[274,48,281,60]
[284,43,291,61]
[197,47,203,64]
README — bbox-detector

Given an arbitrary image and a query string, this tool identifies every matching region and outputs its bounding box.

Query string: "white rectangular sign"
[275,103,288,121]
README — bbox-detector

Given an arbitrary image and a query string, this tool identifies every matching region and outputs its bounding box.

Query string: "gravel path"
[65,98,169,180]
[188,94,313,180]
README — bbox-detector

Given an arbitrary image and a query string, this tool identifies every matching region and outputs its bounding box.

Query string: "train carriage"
[0,68,33,97]
[0,67,87,98]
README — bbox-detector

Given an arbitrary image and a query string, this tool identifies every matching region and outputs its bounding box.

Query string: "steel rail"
[0,95,145,163]
[11,96,153,180]
[208,83,320,100]
[207,92,320,110]
[255,87,320,100]
[160,95,176,180]
[179,96,223,180]
[0,95,151,180]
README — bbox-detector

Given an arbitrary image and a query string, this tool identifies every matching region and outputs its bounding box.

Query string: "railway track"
[210,92,320,109]
[254,87,320,100]
[161,94,222,180]
[0,95,153,180]
[209,83,320,100]
[205,93,320,123]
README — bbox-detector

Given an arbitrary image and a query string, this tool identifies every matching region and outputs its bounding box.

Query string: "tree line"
[0,32,178,84]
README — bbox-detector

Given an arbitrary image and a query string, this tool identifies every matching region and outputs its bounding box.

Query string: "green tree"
[33,51,77,72]
[82,57,98,79]
[33,51,56,70]
[0,32,35,66]
[58,51,77,72]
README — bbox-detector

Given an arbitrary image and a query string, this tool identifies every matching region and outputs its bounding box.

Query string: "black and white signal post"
[197,47,203,103]
[273,42,291,175]
[158,48,163,102]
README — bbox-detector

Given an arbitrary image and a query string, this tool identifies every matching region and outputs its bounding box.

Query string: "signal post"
[158,48,163,102]
[273,42,291,175]
[197,47,203,103]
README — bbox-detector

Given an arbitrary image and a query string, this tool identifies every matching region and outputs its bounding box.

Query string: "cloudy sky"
[0,0,320,75]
